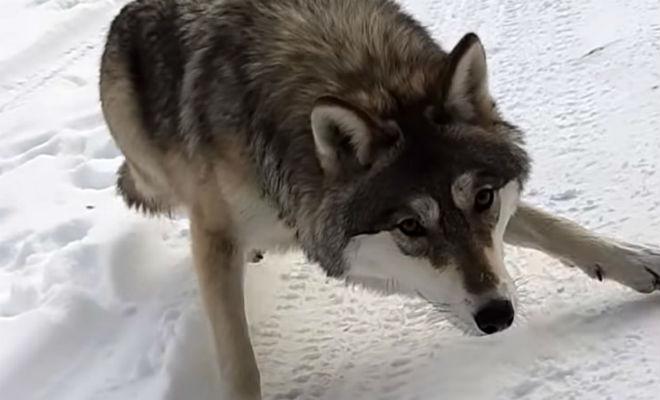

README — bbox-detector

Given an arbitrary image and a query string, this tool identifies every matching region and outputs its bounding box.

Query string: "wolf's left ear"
[444,33,493,121]
[311,96,400,175]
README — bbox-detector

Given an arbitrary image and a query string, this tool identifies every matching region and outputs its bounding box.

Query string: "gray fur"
[101,0,529,278]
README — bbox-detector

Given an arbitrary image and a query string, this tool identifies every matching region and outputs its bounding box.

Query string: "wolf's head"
[308,33,530,335]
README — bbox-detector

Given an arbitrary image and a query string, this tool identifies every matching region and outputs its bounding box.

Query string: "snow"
[0,0,658,399]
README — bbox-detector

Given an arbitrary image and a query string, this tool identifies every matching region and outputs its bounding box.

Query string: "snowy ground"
[0,0,659,399]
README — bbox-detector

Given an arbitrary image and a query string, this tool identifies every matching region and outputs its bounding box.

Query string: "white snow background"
[0,0,659,399]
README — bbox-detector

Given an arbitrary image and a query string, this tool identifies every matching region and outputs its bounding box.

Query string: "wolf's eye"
[397,218,426,237]
[474,188,495,212]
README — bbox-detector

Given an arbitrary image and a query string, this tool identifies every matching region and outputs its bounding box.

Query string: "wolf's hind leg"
[505,202,660,293]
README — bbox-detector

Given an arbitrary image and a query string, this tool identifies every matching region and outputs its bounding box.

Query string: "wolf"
[99,0,660,398]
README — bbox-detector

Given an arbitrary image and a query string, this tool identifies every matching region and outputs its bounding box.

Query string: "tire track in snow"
[0,1,119,113]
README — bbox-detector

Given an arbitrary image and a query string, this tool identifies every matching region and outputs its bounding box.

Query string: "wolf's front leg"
[190,210,261,400]
[505,202,660,293]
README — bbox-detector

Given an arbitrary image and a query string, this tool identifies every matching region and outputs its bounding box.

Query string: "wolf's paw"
[572,241,660,293]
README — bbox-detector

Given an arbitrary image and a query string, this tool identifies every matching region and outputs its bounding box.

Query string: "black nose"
[474,299,514,334]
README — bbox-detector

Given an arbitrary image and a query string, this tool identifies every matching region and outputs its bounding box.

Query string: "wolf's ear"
[311,97,400,175]
[444,33,493,121]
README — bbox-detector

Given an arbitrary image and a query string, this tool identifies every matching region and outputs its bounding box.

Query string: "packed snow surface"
[0,0,658,399]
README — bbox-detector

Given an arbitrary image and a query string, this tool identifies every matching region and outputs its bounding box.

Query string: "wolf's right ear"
[311,97,400,175]
[443,33,493,121]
